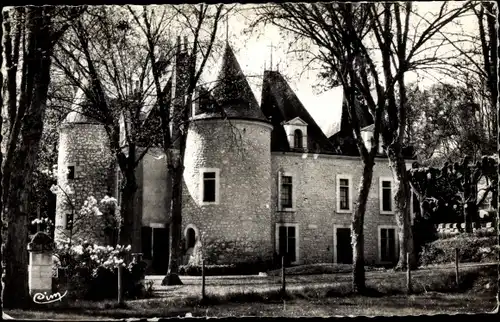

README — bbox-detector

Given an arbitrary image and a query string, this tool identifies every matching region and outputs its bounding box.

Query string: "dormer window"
[283,117,308,152]
[294,130,303,149]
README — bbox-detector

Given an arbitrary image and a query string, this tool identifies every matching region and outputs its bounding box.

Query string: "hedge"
[419,235,498,266]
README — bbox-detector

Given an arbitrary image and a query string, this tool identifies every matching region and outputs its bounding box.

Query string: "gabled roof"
[283,117,308,126]
[260,70,336,153]
[192,43,268,122]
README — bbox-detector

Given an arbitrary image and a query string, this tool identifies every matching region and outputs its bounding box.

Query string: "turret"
[54,93,115,245]
[181,43,274,265]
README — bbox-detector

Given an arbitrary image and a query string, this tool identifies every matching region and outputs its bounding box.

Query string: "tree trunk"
[119,173,138,251]
[0,7,4,310]
[387,144,416,270]
[162,158,183,286]
[352,159,374,293]
[3,7,53,308]
[464,201,477,233]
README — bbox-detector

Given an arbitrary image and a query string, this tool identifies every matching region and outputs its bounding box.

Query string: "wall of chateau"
[54,123,115,244]
[182,119,274,264]
[271,152,409,265]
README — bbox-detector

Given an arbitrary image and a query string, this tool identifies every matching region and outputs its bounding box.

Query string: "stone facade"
[271,153,410,265]
[55,42,417,272]
[55,119,115,245]
[182,119,274,264]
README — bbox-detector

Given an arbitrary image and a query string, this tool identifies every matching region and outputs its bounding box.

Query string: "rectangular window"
[141,226,153,260]
[380,228,397,263]
[339,179,349,210]
[280,176,293,208]
[65,213,73,230]
[203,172,216,202]
[277,225,297,263]
[379,177,394,214]
[200,168,219,205]
[382,181,392,212]
[67,166,75,180]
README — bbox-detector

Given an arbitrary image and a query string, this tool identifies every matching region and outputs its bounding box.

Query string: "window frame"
[293,129,303,149]
[65,213,73,230]
[378,225,399,264]
[199,168,220,205]
[379,177,395,215]
[336,174,353,213]
[275,223,300,265]
[277,171,296,212]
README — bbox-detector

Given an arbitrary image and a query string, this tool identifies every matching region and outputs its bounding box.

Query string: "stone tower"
[182,43,274,264]
[54,93,115,245]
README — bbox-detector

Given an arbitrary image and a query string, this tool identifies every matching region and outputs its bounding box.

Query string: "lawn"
[5,263,498,319]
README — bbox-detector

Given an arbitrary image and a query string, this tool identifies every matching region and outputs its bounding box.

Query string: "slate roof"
[328,95,374,156]
[192,43,268,123]
[260,70,336,153]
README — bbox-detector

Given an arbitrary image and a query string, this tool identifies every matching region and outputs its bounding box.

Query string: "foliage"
[419,235,498,266]
[408,155,498,231]
[53,241,148,300]
[406,83,496,164]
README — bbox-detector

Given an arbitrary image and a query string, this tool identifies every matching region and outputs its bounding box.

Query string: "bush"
[53,241,148,300]
[179,261,273,276]
[419,235,498,266]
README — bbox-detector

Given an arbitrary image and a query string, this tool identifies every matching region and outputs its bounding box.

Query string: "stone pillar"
[27,232,55,295]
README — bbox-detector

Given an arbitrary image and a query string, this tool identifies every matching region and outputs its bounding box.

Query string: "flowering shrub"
[30,217,54,234]
[53,241,148,300]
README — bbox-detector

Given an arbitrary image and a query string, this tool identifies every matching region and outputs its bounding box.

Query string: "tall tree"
[129,3,226,285]
[253,1,472,273]
[253,3,385,292]
[405,83,492,165]
[52,6,165,252]
[1,6,81,308]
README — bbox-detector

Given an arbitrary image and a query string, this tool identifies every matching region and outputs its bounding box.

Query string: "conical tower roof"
[194,43,267,122]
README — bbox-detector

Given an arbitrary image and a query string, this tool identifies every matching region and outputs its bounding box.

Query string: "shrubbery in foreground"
[419,234,498,266]
[53,241,147,300]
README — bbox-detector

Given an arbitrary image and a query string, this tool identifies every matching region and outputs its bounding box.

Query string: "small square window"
[67,166,75,180]
[65,213,73,230]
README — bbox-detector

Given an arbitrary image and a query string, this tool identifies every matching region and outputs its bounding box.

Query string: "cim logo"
[32,290,68,304]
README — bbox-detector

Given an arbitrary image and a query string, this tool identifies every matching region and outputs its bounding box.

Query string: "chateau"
[55,40,416,274]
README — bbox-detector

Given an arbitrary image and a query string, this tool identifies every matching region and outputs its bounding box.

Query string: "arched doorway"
[183,225,199,265]
[186,228,196,249]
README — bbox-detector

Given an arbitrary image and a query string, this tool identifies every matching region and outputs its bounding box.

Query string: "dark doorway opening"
[336,228,353,264]
[278,225,297,266]
[186,228,196,249]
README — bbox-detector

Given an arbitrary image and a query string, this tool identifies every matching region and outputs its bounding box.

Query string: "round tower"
[54,109,115,246]
[182,43,273,265]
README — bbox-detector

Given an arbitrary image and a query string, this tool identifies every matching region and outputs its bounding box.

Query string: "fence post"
[201,259,206,300]
[406,252,411,294]
[117,265,123,305]
[455,248,460,288]
[281,256,286,295]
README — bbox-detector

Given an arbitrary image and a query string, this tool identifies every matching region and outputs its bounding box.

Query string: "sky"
[198,2,482,137]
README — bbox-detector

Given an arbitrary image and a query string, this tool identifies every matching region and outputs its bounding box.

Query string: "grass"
[5,263,498,319]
